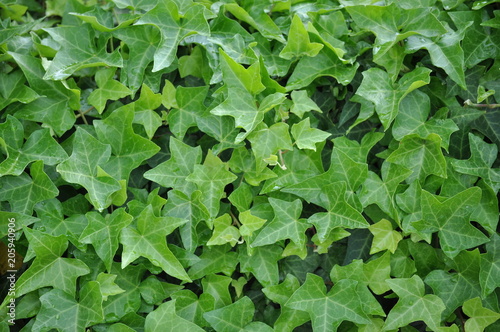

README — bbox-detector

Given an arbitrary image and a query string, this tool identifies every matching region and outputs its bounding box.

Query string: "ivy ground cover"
[1,0,500,331]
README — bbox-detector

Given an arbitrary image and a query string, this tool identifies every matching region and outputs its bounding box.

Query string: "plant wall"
[0,0,500,331]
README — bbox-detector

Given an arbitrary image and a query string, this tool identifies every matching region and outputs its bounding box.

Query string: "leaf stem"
[76,106,94,125]
[278,150,287,170]
[464,99,500,108]
[229,210,241,227]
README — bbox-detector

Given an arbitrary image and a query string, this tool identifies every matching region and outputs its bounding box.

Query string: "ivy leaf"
[239,245,283,287]
[145,300,204,332]
[96,273,125,301]
[251,198,308,248]
[247,122,293,172]
[0,160,58,215]
[8,52,79,135]
[386,133,447,183]
[15,228,90,298]
[0,116,67,177]
[307,182,369,242]
[355,67,431,130]
[43,24,123,80]
[167,85,208,139]
[290,90,322,118]
[207,214,240,247]
[0,69,38,110]
[210,50,265,140]
[32,281,104,332]
[80,208,133,272]
[71,6,137,32]
[285,274,371,331]
[87,68,132,113]
[145,137,201,193]
[451,133,500,193]
[135,1,209,72]
[369,219,402,254]
[239,210,268,238]
[480,233,500,297]
[425,249,482,319]
[383,275,446,331]
[359,162,412,222]
[291,118,331,151]
[120,205,190,282]
[94,104,160,181]
[393,90,459,151]
[279,14,323,60]
[56,128,121,212]
[204,296,257,332]
[417,187,488,258]
[113,25,161,93]
[463,297,500,332]
[186,152,237,219]
[188,245,238,280]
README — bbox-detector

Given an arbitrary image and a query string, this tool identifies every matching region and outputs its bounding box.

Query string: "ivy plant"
[1,0,500,331]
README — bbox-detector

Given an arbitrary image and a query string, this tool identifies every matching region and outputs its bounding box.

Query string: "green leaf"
[167,85,208,139]
[96,273,125,301]
[239,210,268,238]
[186,152,237,219]
[290,90,322,118]
[145,300,204,332]
[0,69,38,110]
[0,160,58,215]
[480,234,500,297]
[0,116,68,176]
[307,182,369,242]
[463,297,500,332]
[144,137,202,193]
[80,208,133,272]
[87,68,132,113]
[71,6,137,32]
[291,118,331,151]
[43,24,123,80]
[355,67,431,130]
[94,104,160,181]
[135,2,209,72]
[56,128,121,212]
[247,122,293,172]
[120,205,190,282]
[240,245,282,287]
[417,187,488,258]
[8,52,78,135]
[279,14,323,60]
[383,275,446,331]
[393,90,459,150]
[386,133,447,183]
[188,245,238,280]
[251,198,308,248]
[204,296,255,332]
[451,133,500,193]
[285,274,372,331]
[32,281,104,332]
[207,214,240,247]
[15,228,89,298]
[369,219,402,254]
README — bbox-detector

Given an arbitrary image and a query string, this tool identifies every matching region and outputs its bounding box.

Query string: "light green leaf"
[186,152,237,219]
[71,6,137,32]
[43,24,123,80]
[285,274,372,331]
[369,219,402,254]
[463,297,500,332]
[207,214,240,247]
[80,208,133,272]
[135,2,209,71]
[87,68,131,113]
[120,205,190,282]
[94,104,160,181]
[96,273,125,301]
[279,14,323,60]
[387,133,447,183]
[239,210,267,238]
[188,245,238,280]
[0,160,58,215]
[56,128,121,212]
[252,197,308,248]
[167,86,208,139]
[32,281,103,332]
[247,122,293,172]
[417,187,488,258]
[204,296,255,332]
[451,133,500,193]
[0,116,67,176]
[355,67,431,130]
[15,228,89,298]
[291,118,331,151]
[145,300,204,332]
[290,90,322,118]
[383,275,446,331]
[133,109,162,140]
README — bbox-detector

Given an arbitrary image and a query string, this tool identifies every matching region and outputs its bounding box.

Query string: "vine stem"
[76,106,95,125]
[464,99,500,108]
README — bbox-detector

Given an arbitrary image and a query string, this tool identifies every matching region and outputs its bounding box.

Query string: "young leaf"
[291,118,331,151]
[204,296,256,331]
[369,219,402,254]
[87,68,131,113]
[463,297,500,332]
[145,300,204,332]
[279,14,323,60]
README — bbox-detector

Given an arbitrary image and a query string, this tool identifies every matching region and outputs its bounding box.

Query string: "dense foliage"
[1,0,500,331]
